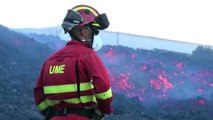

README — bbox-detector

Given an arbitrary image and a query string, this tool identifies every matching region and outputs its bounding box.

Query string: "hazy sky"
[0,0,213,46]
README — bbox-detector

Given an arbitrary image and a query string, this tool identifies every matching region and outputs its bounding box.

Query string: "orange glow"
[176,62,182,68]
[197,88,203,93]
[140,64,147,71]
[104,48,113,57]
[199,99,205,105]
[158,75,174,91]
[131,53,137,59]
[150,80,162,90]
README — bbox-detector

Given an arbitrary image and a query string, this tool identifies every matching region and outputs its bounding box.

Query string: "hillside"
[0,25,53,120]
[1,25,213,120]
[27,33,66,50]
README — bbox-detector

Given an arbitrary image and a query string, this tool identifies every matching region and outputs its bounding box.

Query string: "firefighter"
[34,4,113,120]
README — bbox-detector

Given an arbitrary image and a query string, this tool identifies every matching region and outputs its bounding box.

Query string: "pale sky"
[0,0,213,46]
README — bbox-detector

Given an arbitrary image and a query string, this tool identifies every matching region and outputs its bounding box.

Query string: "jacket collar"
[66,40,89,48]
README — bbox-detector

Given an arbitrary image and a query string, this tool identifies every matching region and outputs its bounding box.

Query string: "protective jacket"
[34,40,113,117]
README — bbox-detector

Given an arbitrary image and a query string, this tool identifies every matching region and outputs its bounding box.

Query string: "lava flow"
[98,46,213,103]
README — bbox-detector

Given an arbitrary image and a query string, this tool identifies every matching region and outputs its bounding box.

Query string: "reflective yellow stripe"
[37,99,60,111]
[95,88,112,100]
[92,23,101,27]
[43,82,94,94]
[73,6,101,27]
[73,6,98,16]
[37,101,48,111]
[37,96,96,111]
[63,95,97,104]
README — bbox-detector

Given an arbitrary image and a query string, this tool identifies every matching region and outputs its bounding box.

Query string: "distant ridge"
[12,26,210,54]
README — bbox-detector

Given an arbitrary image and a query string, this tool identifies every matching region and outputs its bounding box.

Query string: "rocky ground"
[1,77,212,120]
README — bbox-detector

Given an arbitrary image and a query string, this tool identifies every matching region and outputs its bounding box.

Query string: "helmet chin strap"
[81,26,95,48]
[82,33,94,48]
[79,31,103,51]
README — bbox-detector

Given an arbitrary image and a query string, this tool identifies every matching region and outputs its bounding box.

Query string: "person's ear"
[80,28,89,37]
